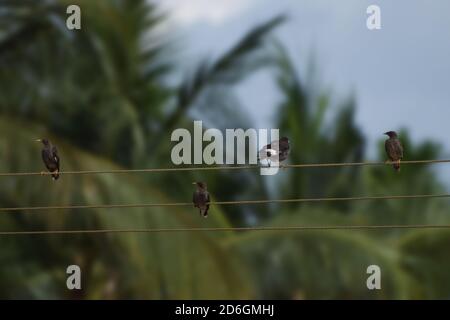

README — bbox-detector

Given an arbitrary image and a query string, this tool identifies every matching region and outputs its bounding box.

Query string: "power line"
[0,159,449,177]
[285,159,450,168]
[1,194,449,212]
[1,224,450,235]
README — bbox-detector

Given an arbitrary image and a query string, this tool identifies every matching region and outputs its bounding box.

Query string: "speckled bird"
[192,182,210,218]
[258,137,290,167]
[384,131,403,172]
[37,138,60,180]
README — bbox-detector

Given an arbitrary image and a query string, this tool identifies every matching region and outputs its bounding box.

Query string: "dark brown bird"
[192,182,210,218]
[384,131,403,172]
[36,138,60,180]
[258,137,290,167]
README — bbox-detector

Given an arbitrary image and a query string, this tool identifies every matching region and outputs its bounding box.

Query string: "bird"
[36,138,60,180]
[384,131,403,172]
[258,137,290,167]
[192,182,210,218]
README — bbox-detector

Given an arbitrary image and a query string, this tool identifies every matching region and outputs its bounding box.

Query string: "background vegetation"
[0,0,449,299]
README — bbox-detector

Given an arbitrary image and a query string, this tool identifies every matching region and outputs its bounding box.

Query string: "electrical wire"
[0,194,449,212]
[1,224,450,235]
[1,160,449,235]
[0,159,449,177]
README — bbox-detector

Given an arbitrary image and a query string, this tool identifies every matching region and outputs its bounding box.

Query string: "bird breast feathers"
[194,191,209,204]
[386,139,403,160]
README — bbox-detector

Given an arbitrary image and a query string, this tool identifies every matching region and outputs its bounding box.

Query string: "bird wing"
[385,140,395,161]
[279,139,290,153]
[385,139,403,161]
[278,140,290,161]
[42,149,56,171]
[193,190,208,204]
[279,150,288,162]
[193,191,199,207]
[52,146,60,170]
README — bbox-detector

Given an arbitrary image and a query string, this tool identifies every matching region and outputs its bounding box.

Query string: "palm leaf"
[0,116,252,299]
[227,208,413,299]
[150,15,286,152]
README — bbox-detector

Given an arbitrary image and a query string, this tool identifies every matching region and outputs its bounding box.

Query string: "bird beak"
[35,139,42,142]
[192,182,197,185]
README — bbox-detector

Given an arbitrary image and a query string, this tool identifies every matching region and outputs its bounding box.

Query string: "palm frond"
[150,15,286,152]
[0,116,252,299]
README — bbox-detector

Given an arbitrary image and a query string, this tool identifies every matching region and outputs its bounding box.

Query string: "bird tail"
[393,162,400,172]
[202,205,210,218]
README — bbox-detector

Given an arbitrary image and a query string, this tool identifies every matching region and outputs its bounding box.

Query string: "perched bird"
[258,137,290,166]
[384,131,403,172]
[192,182,210,218]
[36,138,60,180]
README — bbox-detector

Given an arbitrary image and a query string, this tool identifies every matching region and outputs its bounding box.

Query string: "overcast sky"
[157,0,450,183]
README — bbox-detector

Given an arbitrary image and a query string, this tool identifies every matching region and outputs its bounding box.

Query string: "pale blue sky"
[158,0,450,183]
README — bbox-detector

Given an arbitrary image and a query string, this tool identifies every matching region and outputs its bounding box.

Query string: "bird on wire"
[384,131,403,172]
[192,182,210,218]
[258,136,290,167]
[36,138,60,180]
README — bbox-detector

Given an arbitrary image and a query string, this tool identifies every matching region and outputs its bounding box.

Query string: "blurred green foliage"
[0,0,449,299]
